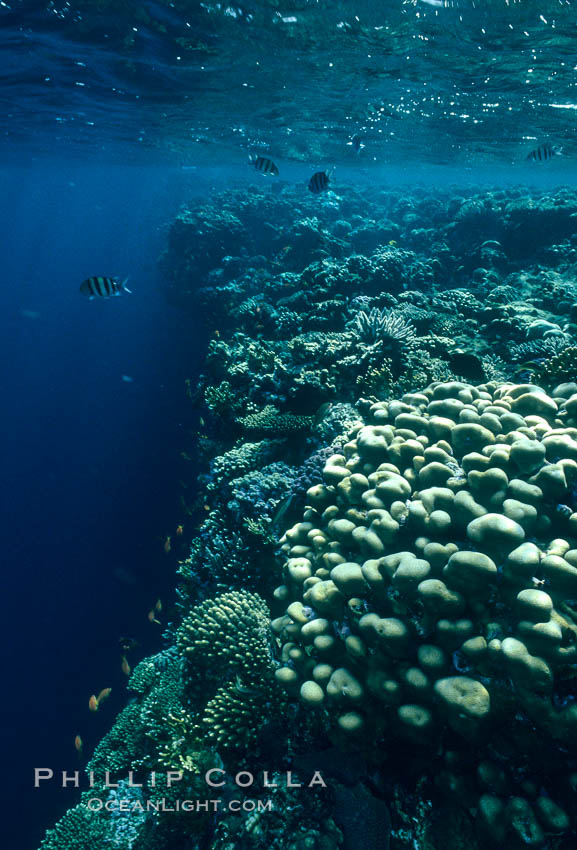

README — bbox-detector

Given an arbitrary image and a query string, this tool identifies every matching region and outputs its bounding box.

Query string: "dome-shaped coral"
[273,380,577,847]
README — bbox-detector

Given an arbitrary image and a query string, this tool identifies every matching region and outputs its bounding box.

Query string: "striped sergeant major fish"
[308,169,332,194]
[348,134,365,154]
[526,143,562,162]
[250,154,279,176]
[79,276,131,299]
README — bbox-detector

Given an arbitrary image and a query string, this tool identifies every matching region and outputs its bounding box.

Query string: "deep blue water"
[0,163,208,848]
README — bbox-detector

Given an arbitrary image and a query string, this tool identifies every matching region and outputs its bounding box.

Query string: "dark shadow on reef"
[40,183,577,850]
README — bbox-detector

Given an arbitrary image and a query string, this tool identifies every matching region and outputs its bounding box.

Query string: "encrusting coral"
[273,379,577,847]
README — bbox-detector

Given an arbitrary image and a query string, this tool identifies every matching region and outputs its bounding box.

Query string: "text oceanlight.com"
[84,797,274,813]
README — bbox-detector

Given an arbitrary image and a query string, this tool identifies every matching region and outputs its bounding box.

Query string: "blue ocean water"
[2,1,577,849]
[0,163,205,847]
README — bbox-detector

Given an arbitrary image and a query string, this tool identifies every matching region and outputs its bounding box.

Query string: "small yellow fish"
[74,735,83,753]
[176,524,183,536]
[88,695,99,712]
[97,687,112,703]
[163,535,172,554]
[121,656,131,677]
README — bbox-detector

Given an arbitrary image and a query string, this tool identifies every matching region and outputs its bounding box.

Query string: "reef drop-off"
[39,184,577,850]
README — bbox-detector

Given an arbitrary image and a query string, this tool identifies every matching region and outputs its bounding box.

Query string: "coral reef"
[177,591,284,752]
[210,773,343,850]
[274,379,577,847]
[39,803,119,850]
[40,183,577,850]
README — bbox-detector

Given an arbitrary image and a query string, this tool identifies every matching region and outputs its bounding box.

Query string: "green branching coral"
[204,380,245,418]
[39,782,156,850]
[273,380,577,847]
[542,345,577,386]
[356,359,395,397]
[209,440,283,487]
[237,405,314,436]
[88,651,186,782]
[128,655,165,694]
[39,779,203,850]
[243,515,278,546]
[154,707,204,772]
[41,649,218,850]
[39,802,114,850]
[203,683,273,751]
[177,591,273,688]
[87,701,148,779]
[177,591,284,752]
[481,353,507,382]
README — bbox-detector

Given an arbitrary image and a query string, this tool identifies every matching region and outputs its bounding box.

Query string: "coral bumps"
[273,380,577,846]
[177,591,282,750]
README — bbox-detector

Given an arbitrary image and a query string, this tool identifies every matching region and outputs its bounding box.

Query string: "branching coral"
[228,462,298,523]
[237,406,314,436]
[87,650,186,783]
[542,345,577,386]
[177,591,274,688]
[39,803,115,850]
[177,591,283,752]
[353,308,417,347]
[204,380,245,418]
[509,336,570,363]
[209,440,284,488]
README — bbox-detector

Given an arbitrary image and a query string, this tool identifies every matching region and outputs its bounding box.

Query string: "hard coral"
[543,346,577,387]
[353,308,417,347]
[177,591,283,752]
[177,591,274,689]
[237,406,314,436]
[39,804,114,850]
[273,380,577,847]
